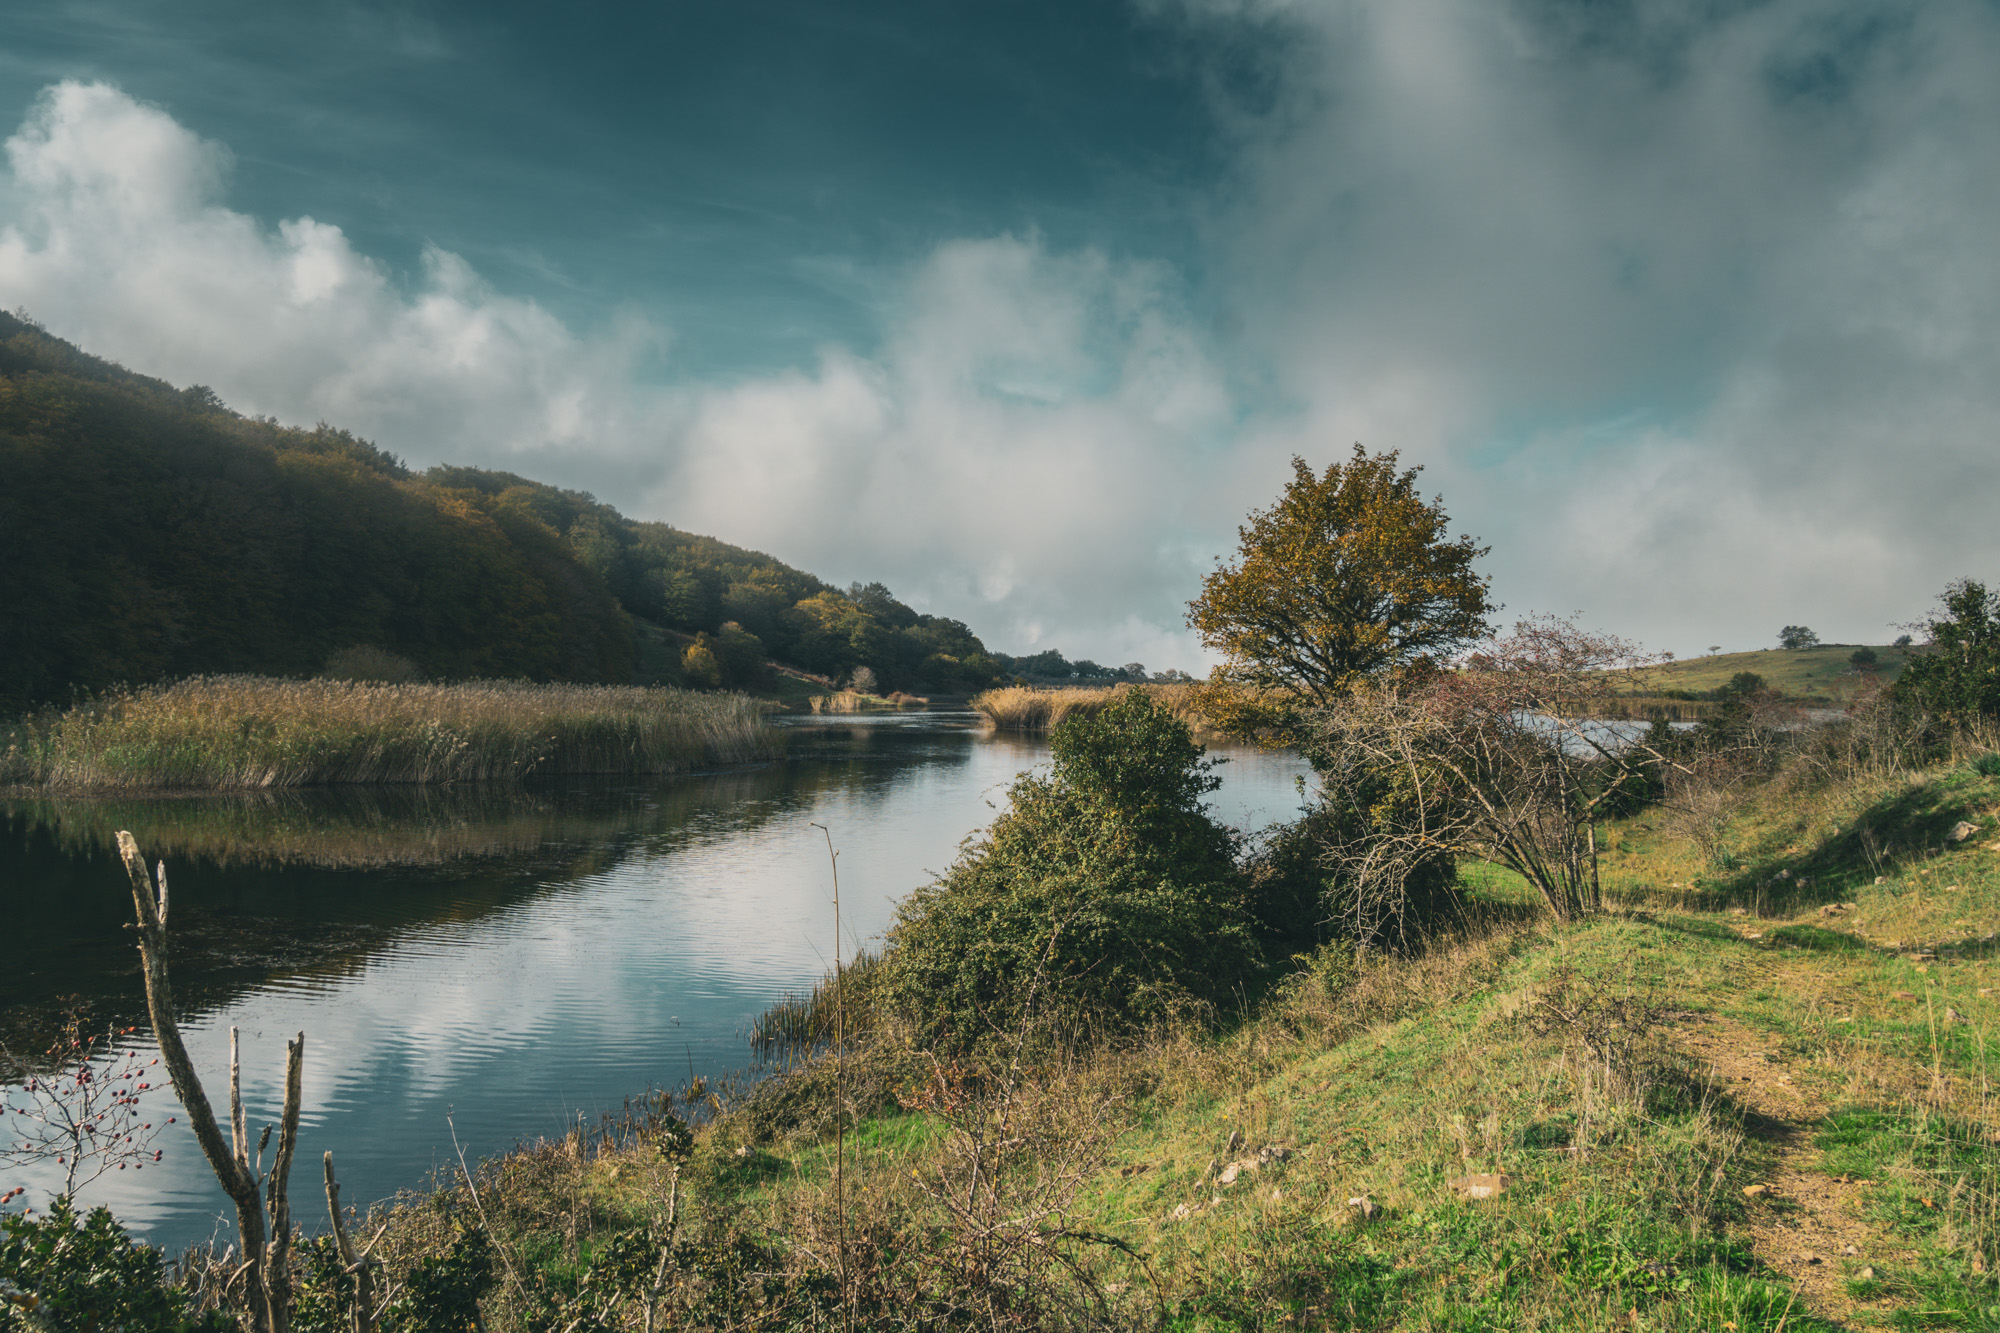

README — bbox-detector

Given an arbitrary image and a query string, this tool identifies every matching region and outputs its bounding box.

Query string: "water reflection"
[0,715,1308,1250]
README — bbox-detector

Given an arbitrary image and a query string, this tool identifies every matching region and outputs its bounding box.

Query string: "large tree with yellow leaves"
[1189,446,1495,713]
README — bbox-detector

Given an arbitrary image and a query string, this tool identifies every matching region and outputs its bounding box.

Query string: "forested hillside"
[0,312,1001,715]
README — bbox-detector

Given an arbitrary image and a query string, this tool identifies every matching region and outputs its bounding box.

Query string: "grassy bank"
[971,682,1212,733]
[0,676,778,791]
[220,727,2000,1331]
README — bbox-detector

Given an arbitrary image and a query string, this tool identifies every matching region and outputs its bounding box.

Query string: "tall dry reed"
[1,676,778,791]
[968,683,1212,734]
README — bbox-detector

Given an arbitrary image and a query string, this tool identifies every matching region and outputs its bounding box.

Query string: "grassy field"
[215,726,1995,1331]
[1621,644,1911,704]
[0,675,778,791]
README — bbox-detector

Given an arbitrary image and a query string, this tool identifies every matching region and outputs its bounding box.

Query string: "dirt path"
[1671,1005,1915,1326]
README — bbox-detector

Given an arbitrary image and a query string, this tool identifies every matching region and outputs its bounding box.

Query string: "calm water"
[1,713,1310,1252]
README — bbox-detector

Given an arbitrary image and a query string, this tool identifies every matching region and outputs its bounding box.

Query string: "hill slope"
[0,313,1002,714]
[1622,643,1910,705]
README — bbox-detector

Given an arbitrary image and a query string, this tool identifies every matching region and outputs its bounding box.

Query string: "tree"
[1849,647,1879,672]
[1778,625,1819,650]
[1189,447,1494,713]
[1303,618,1663,923]
[1894,578,2000,724]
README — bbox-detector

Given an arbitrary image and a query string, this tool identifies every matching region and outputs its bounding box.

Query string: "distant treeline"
[0,312,1012,714]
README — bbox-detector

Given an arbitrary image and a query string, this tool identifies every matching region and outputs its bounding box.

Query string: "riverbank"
[255,731,1999,1330]
[0,676,779,791]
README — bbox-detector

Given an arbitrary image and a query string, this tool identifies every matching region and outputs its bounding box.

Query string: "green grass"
[141,727,2000,1330]
[1622,643,1912,703]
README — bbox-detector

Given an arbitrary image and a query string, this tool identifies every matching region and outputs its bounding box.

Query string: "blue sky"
[4,0,1998,667]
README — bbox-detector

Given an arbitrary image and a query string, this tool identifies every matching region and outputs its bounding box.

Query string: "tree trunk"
[119,832,303,1333]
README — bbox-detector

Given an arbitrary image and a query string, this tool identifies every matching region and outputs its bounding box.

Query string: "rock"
[1949,820,1979,843]
[1842,1245,1858,1256]
[1945,1007,1969,1025]
[1224,1130,1244,1155]
[1742,1183,1771,1198]
[1859,1266,1876,1281]
[1218,1161,1247,1186]
[1448,1173,1510,1201]
[1257,1144,1293,1165]
[1347,1195,1376,1220]
[1170,1202,1194,1221]
[1778,868,1792,879]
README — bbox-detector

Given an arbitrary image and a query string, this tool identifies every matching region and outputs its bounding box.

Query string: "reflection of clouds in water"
[2,724,1309,1248]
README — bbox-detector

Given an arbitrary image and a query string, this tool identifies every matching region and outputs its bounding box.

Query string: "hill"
[1620,643,1911,705]
[0,312,1003,715]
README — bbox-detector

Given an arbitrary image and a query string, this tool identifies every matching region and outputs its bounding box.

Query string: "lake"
[0,712,1310,1253]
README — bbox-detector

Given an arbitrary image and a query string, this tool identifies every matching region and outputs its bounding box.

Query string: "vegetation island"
[4,318,2000,1332]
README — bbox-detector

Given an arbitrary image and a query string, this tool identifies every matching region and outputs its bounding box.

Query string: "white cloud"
[0,81,1236,666]
[1,81,670,475]
[1182,0,2000,652]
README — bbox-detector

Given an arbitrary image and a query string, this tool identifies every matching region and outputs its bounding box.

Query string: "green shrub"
[1895,578,2000,724]
[882,690,1261,1051]
[0,1198,229,1332]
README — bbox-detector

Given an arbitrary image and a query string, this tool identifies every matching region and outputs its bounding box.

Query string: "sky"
[2,0,1997,669]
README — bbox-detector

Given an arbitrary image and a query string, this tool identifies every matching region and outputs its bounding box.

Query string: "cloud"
[9,13,2000,671]
[1177,0,2000,651]
[0,80,1238,665]
[0,81,670,475]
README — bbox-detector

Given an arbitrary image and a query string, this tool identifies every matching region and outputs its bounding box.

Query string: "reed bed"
[0,676,779,791]
[969,682,1213,734]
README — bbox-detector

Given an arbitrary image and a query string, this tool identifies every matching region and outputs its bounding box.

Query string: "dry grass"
[970,682,1214,734]
[0,675,778,791]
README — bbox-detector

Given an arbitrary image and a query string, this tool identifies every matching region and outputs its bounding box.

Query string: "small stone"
[1224,1130,1244,1154]
[1945,1007,1969,1025]
[1742,1183,1771,1198]
[1859,1266,1876,1280]
[1949,820,1978,843]
[1876,876,1887,884]
[1449,1173,1510,1201]
[1171,1202,1193,1221]
[1218,1162,1244,1186]
[1842,1245,1858,1256]
[1347,1195,1376,1220]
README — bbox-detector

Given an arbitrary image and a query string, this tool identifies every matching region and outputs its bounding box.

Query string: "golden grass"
[969,683,1214,734]
[0,675,778,791]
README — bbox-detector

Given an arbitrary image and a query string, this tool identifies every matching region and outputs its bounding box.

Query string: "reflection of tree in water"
[0,730,983,1063]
